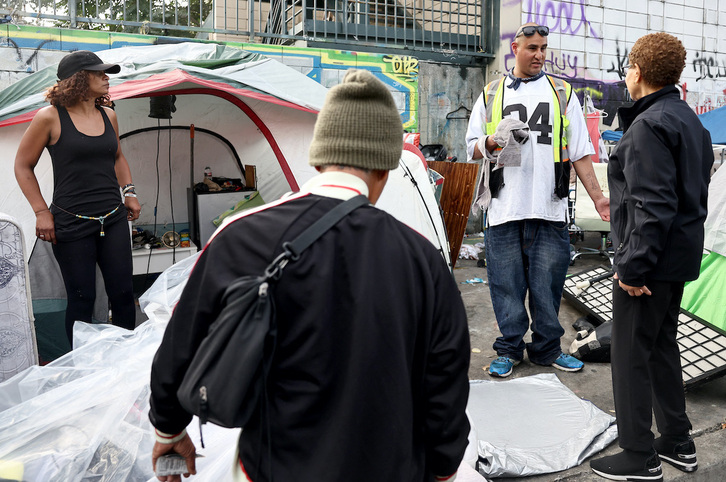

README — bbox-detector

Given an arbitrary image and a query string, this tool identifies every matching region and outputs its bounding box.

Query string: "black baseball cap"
[57,50,121,80]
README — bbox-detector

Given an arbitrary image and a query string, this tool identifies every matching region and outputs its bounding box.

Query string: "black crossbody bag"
[177,195,369,435]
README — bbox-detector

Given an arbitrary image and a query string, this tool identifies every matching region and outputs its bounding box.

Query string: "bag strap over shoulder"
[265,194,369,279]
[286,194,368,258]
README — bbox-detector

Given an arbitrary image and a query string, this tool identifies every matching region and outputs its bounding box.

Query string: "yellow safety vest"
[483,75,572,163]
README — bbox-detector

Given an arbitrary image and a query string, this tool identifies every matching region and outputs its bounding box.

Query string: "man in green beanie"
[149,69,471,482]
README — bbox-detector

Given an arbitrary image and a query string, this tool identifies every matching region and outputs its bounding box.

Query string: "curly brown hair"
[45,70,111,107]
[629,32,686,87]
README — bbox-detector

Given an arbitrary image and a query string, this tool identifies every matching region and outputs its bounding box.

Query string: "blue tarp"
[699,105,726,144]
[602,130,623,142]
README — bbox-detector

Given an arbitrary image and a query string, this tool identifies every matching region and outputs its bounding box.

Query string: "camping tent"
[0,42,327,259]
[0,43,452,361]
[681,165,726,332]
[0,43,331,361]
[377,143,451,268]
[698,105,726,145]
[0,43,449,263]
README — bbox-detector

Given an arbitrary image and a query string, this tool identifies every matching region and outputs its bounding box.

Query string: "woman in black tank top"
[14,50,141,346]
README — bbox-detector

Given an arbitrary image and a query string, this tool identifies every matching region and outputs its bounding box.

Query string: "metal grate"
[1,0,494,63]
[564,266,613,322]
[677,312,726,387]
[563,267,726,389]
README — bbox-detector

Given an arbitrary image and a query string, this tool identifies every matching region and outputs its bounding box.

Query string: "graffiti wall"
[0,25,418,130]
[494,0,726,122]
[418,62,486,163]
[237,44,418,131]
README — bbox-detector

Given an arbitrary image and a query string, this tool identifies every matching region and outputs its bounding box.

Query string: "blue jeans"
[486,219,570,365]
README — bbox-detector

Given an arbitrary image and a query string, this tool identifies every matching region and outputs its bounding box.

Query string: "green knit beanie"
[309,69,403,170]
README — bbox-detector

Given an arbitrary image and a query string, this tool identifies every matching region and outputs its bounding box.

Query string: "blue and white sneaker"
[551,353,584,372]
[488,356,520,378]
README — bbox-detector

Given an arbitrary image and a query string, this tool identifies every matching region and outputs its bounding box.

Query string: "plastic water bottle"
[204,166,212,179]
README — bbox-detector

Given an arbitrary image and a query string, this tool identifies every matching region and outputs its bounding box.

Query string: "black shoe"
[590,449,663,481]
[654,436,698,473]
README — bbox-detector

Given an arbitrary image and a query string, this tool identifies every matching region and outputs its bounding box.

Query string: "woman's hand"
[35,209,57,244]
[125,196,141,221]
[618,279,652,297]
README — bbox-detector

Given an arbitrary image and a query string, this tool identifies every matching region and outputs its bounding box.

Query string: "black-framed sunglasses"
[515,25,549,38]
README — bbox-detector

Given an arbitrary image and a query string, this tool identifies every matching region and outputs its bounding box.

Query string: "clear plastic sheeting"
[468,374,617,478]
[0,253,242,482]
[0,322,164,481]
[138,251,200,325]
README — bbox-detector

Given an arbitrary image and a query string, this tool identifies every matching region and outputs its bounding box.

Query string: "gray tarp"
[468,374,618,478]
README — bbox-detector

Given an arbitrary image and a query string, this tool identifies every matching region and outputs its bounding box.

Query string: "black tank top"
[48,105,125,241]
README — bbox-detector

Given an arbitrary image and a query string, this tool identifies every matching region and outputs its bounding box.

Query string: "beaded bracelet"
[124,193,138,198]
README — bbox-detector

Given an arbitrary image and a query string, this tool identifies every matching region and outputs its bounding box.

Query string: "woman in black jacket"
[590,33,713,481]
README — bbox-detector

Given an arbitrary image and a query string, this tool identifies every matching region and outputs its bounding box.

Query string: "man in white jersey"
[466,22,610,377]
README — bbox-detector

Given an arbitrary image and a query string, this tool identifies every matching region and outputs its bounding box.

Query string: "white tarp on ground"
[468,375,618,478]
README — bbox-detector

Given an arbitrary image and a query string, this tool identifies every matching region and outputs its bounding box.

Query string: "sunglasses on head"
[516,25,549,38]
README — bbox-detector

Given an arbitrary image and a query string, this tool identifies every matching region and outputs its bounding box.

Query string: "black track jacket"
[149,177,471,482]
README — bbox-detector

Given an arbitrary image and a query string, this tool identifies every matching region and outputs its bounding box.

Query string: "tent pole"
[189,124,195,189]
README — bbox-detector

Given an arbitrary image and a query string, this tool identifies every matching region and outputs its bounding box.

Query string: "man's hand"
[594,196,610,222]
[152,432,197,481]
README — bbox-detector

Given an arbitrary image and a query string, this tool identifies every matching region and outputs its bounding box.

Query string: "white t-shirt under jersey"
[465,75,594,227]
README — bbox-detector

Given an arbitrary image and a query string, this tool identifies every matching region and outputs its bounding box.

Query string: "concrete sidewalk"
[454,236,726,481]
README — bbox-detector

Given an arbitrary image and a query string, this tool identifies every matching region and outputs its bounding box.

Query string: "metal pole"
[189,124,195,190]
[69,0,77,27]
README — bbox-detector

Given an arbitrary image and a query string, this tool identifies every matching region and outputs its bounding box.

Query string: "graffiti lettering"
[692,51,726,82]
[524,0,600,38]
[606,40,629,80]
[691,96,726,115]
[383,55,418,79]
[567,78,630,125]
[681,84,726,114]
[0,37,51,73]
[501,32,581,79]
[544,50,580,78]
[575,87,604,101]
